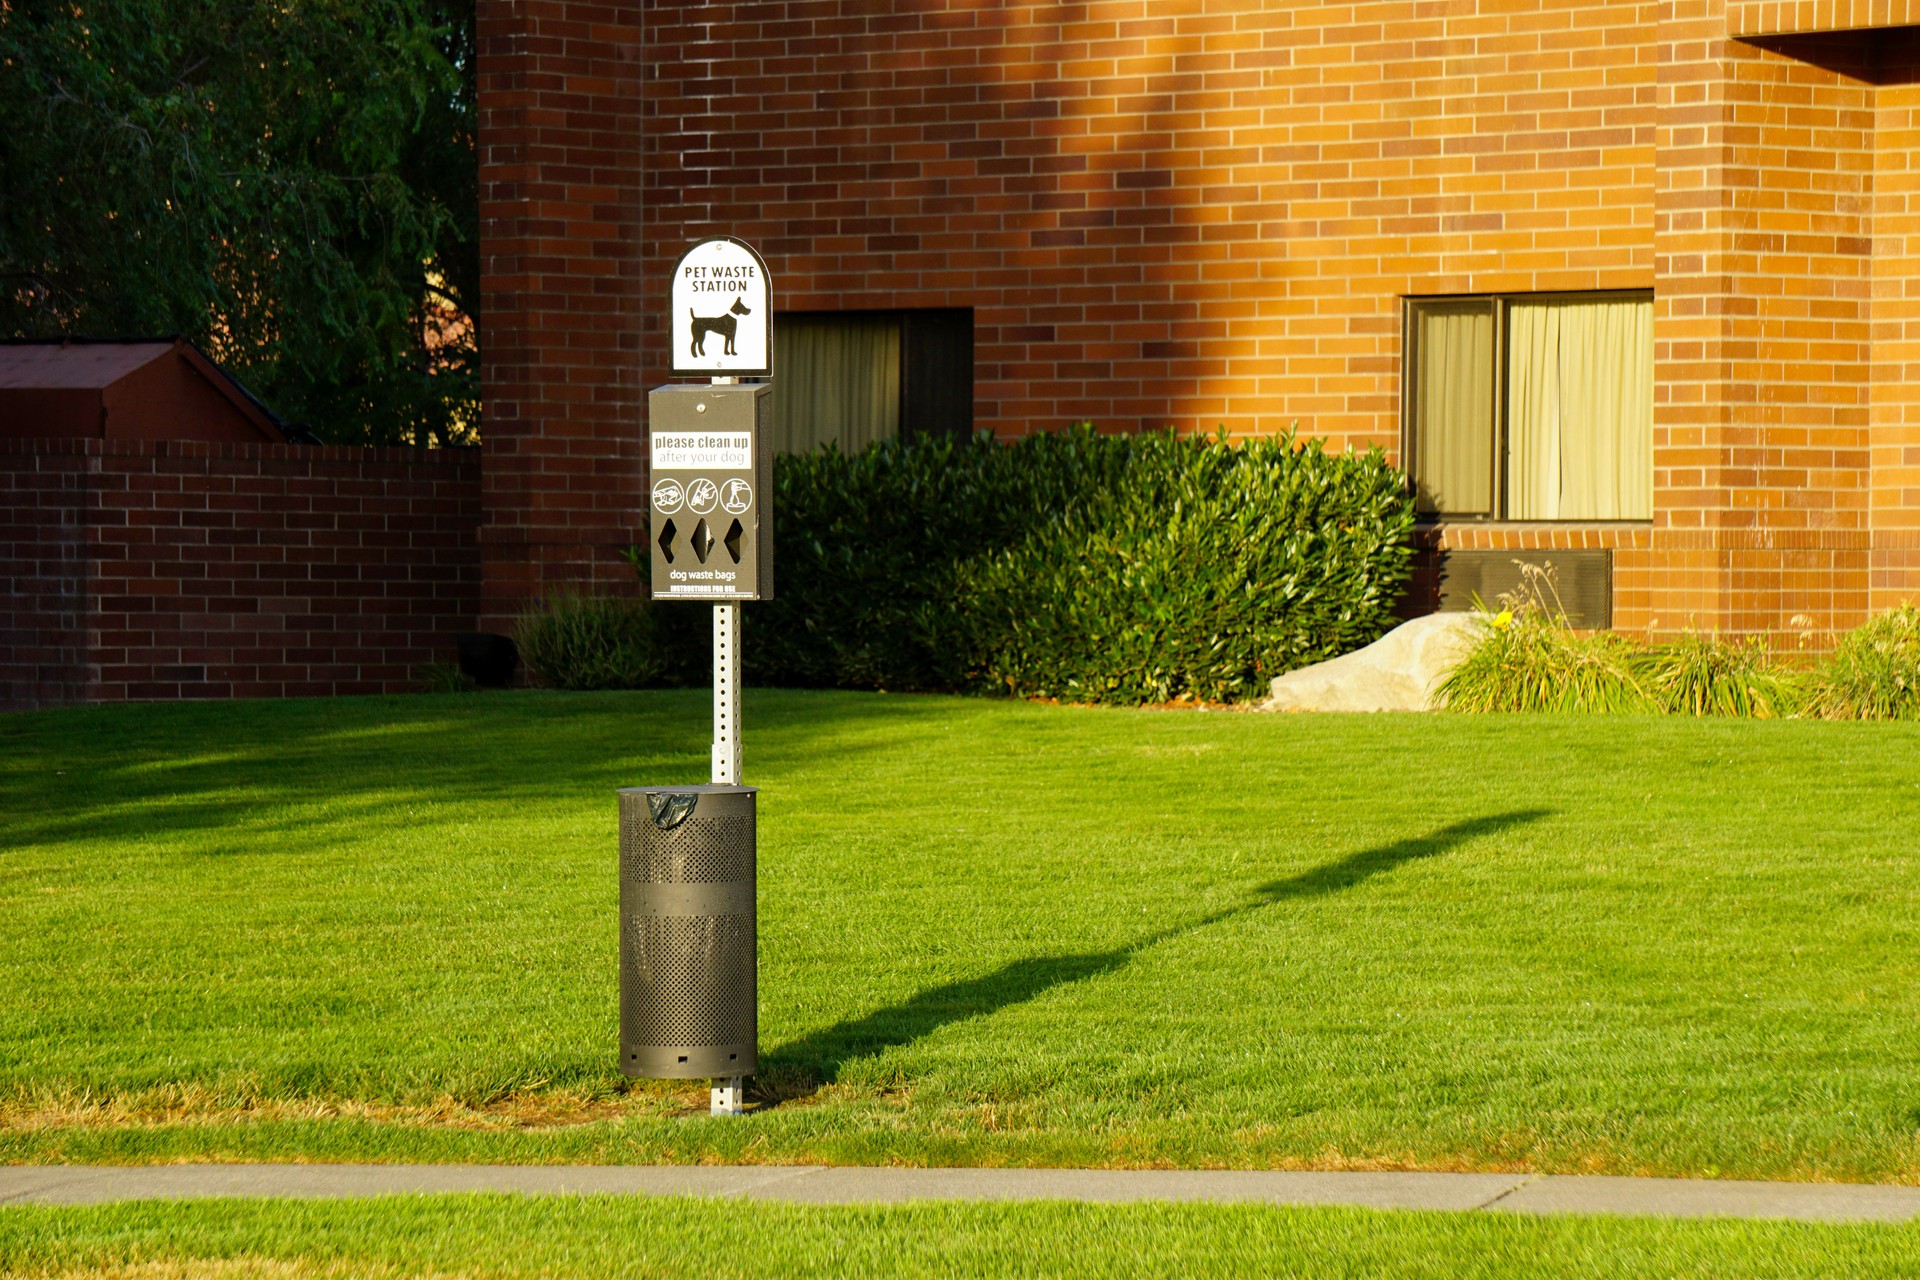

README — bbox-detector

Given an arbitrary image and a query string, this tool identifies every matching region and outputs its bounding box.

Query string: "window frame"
[1401,288,1654,524]
[772,307,974,449]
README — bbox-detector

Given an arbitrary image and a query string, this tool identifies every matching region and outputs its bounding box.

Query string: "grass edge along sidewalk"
[7,1189,1920,1280]
[9,1163,1920,1224]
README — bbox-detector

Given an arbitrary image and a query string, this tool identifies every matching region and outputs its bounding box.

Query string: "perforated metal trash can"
[618,785,757,1079]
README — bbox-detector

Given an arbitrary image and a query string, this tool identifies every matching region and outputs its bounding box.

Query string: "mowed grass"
[6,1196,1920,1280]
[3,690,1920,1178]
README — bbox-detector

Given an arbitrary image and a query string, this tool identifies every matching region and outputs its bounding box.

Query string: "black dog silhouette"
[690,296,752,357]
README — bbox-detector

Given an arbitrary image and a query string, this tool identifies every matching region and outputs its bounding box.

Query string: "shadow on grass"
[0,688,958,854]
[758,810,1549,1104]
[1252,812,1548,903]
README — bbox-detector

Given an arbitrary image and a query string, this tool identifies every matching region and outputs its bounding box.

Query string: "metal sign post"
[713,599,742,786]
[621,238,774,1118]
[705,582,742,1125]
[684,369,749,784]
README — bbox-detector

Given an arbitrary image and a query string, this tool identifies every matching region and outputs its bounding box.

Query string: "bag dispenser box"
[647,383,775,602]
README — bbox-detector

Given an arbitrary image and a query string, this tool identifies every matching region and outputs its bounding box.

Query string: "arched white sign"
[670,237,772,378]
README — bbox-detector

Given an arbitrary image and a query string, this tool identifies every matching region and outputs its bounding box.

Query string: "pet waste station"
[620,236,773,1117]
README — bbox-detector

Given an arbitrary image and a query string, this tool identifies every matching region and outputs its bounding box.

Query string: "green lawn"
[3,691,1919,1179]
[5,1195,1920,1279]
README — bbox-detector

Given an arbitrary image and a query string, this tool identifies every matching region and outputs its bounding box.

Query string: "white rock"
[1260,612,1485,713]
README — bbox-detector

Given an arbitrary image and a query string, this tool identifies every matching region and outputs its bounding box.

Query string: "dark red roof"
[0,338,290,443]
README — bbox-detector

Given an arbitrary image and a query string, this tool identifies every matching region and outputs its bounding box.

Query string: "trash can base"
[622,1043,758,1080]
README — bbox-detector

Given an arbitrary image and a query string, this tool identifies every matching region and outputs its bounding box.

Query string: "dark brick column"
[476,0,647,629]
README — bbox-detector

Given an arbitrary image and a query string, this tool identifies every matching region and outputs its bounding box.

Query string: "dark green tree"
[0,0,478,444]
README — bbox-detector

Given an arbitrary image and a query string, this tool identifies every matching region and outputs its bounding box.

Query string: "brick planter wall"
[0,440,481,710]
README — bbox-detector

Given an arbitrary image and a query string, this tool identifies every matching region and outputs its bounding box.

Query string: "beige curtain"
[1410,301,1495,516]
[1508,297,1652,520]
[770,316,902,455]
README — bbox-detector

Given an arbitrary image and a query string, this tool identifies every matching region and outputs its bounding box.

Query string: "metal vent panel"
[617,785,758,1078]
[619,814,756,884]
[622,913,758,1046]
[1433,549,1613,629]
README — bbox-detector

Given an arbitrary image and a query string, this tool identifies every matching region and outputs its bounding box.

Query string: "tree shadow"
[757,809,1550,1105]
[0,687,972,854]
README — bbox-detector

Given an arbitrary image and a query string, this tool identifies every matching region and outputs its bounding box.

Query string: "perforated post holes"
[647,384,775,602]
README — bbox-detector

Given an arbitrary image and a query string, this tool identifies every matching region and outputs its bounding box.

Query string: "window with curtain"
[770,310,973,454]
[1404,292,1652,520]
[770,314,902,456]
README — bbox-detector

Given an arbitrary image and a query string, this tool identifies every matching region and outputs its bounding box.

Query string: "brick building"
[477,0,1920,642]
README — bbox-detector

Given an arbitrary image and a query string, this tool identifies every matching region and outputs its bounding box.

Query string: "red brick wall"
[1731,0,1920,36]
[475,0,647,631]
[1647,5,1880,641]
[637,0,1658,444]
[472,0,1662,629]
[1873,61,1920,612]
[472,1,1920,641]
[0,446,88,708]
[0,440,480,710]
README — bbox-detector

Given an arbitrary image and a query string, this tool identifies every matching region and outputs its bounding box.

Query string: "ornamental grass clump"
[1439,575,1920,721]
[1804,603,1920,720]
[512,591,671,691]
[1644,631,1804,719]
[1438,607,1659,714]
[1437,565,1659,714]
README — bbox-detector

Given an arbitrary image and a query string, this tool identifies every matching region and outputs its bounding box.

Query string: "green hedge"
[749,427,1129,692]
[750,426,1416,704]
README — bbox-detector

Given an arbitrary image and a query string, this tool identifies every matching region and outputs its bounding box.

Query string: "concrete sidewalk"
[5,1165,1920,1224]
